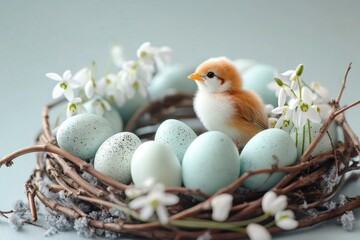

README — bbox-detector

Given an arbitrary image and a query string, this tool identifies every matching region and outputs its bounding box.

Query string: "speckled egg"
[154,119,197,163]
[182,131,240,196]
[239,128,297,191]
[84,98,123,134]
[131,141,182,187]
[290,121,338,157]
[243,64,278,106]
[94,132,142,183]
[56,114,114,160]
[148,65,197,99]
[114,92,148,124]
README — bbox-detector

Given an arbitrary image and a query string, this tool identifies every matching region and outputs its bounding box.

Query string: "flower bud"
[295,64,304,77]
[274,77,284,87]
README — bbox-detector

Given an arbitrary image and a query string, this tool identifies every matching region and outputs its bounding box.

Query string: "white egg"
[56,114,114,160]
[94,132,142,183]
[131,141,182,187]
[154,119,197,163]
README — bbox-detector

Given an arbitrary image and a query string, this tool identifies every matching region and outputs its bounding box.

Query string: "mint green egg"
[182,131,240,196]
[84,98,123,134]
[114,92,148,124]
[239,128,297,191]
[154,119,197,163]
[290,121,338,157]
[56,114,114,160]
[243,64,278,106]
[148,64,197,99]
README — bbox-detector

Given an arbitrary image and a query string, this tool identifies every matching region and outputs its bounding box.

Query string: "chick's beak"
[188,72,203,81]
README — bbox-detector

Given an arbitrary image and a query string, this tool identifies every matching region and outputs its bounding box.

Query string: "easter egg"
[148,65,197,99]
[239,128,297,191]
[94,132,142,183]
[114,92,148,124]
[290,121,338,157]
[243,64,278,106]
[84,98,123,133]
[182,131,240,196]
[154,119,197,163]
[56,114,114,160]
[131,141,182,187]
[232,58,257,75]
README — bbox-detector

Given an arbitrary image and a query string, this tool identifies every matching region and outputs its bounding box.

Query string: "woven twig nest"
[2,72,360,239]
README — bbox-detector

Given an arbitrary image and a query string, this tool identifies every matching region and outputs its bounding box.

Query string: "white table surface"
[1,0,360,239]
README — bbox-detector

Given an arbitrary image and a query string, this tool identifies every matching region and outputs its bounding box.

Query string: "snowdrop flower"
[67,97,84,118]
[272,104,294,129]
[73,67,97,99]
[125,178,156,199]
[262,191,288,216]
[86,98,111,116]
[46,70,80,101]
[311,81,330,103]
[111,45,126,68]
[275,210,299,230]
[292,87,321,128]
[210,194,233,222]
[246,223,272,240]
[128,183,179,224]
[118,61,149,99]
[137,42,172,70]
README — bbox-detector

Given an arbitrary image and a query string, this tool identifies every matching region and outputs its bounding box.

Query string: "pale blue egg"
[94,132,141,184]
[56,114,114,160]
[83,98,123,134]
[243,64,278,106]
[114,92,148,124]
[131,141,182,187]
[290,121,338,157]
[182,131,240,196]
[154,119,197,163]
[148,64,197,99]
[239,128,297,191]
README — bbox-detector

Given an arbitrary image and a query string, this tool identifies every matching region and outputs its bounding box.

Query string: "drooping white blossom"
[128,182,179,224]
[210,194,233,222]
[275,210,299,230]
[261,191,288,216]
[46,70,80,101]
[246,223,272,240]
[66,97,84,118]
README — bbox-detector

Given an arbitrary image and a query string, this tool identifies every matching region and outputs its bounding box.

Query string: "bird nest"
[1,66,360,239]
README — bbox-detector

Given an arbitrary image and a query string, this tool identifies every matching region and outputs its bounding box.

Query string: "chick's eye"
[206,72,215,78]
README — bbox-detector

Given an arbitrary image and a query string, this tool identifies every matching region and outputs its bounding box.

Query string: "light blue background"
[1,0,360,239]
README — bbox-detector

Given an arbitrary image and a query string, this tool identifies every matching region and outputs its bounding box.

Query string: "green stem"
[302,125,306,155]
[296,78,303,100]
[307,119,312,145]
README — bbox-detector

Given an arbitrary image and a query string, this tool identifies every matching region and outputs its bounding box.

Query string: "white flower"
[272,105,294,129]
[311,81,330,103]
[246,223,272,240]
[292,87,321,128]
[275,210,299,230]
[262,191,288,216]
[210,194,233,222]
[86,98,111,116]
[137,42,172,69]
[73,67,97,99]
[125,178,156,199]
[118,61,150,99]
[128,183,179,224]
[67,97,84,118]
[46,70,80,101]
[111,45,126,68]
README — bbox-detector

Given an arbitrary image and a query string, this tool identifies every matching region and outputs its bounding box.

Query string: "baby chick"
[188,57,268,148]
